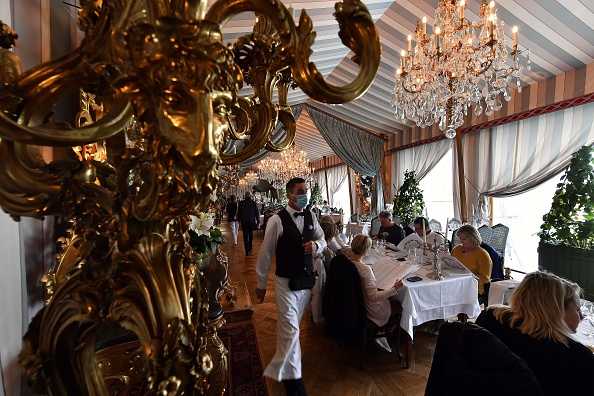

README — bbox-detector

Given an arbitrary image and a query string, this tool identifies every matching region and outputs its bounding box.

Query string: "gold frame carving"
[0,0,380,394]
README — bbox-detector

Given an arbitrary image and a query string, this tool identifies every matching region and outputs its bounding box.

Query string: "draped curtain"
[326,165,348,207]
[224,105,304,167]
[307,107,385,213]
[453,101,594,220]
[389,139,453,195]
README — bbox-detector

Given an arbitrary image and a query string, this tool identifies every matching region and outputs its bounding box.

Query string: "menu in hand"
[372,257,420,290]
[396,233,424,252]
[438,253,477,278]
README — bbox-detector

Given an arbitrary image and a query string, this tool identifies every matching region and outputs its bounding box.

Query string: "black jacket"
[475,309,594,396]
[322,254,366,346]
[237,197,260,226]
[426,321,543,396]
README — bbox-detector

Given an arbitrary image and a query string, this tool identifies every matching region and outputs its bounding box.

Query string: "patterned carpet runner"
[219,322,268,396]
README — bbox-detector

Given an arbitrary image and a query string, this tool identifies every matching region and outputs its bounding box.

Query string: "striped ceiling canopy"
[217,0,594,163]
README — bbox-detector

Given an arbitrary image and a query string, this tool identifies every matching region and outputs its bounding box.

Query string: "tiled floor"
[219,222,435,395]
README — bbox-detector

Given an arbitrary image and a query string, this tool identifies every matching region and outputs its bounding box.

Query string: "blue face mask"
[294,194,309,209]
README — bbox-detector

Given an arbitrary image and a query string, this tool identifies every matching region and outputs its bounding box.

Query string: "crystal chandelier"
[258,144,311,189]
[392,0,530,138]
[242,168,260,186]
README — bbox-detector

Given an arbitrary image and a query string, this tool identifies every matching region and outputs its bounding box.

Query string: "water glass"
[407,248,417,261]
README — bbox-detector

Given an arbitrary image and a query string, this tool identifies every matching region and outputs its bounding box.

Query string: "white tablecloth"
[487,279,520,306]
[310,256,326,323]
[396,266,481,339]
[364,251,481,340]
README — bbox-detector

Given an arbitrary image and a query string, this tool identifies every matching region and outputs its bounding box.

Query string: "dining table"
[487,279,520,306]
[362,248,482,367]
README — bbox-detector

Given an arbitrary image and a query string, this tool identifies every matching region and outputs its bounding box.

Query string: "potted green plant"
[539,145,594,299]
[393,170,425,226]
[310,183,324,207]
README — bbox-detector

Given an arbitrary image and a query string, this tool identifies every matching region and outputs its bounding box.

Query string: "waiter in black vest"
[256,177,326,396]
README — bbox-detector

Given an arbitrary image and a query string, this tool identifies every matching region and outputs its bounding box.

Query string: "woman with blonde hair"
[451,224,492,295]
[476,271,594,394]
[319,214,347,253]
[349,234,403,352]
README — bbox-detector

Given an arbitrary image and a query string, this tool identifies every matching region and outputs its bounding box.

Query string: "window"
[419,150,454,229]
[492,176,558,274]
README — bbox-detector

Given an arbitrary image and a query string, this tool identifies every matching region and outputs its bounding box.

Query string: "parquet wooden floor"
[219,221,435,396]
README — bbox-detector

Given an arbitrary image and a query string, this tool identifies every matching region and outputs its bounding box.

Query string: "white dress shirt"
[256,206,326,289]
[353,260,399,326]
[426,231,445,247]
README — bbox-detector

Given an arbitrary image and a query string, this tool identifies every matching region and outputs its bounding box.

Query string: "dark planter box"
[538,242,594,300]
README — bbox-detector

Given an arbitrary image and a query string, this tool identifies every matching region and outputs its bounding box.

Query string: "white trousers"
[263,276,311,382]
[228,220,239,245]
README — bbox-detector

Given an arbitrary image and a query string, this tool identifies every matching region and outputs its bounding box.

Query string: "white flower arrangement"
[189,213,215,236]
[188,212,225,254]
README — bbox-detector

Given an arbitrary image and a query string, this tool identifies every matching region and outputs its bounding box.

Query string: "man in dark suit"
[237,191,260,255]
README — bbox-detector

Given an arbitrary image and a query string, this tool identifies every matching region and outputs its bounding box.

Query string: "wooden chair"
[322,255,404,371]
[360,304,404,370]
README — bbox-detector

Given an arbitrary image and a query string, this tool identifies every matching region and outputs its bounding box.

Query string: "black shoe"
[283,378,307,396]
[246,251,250,256]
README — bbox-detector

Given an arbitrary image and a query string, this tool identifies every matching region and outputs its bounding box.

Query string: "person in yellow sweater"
[451,225,492,296]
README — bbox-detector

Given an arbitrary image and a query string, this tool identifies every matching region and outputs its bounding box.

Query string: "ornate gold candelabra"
[0,0,380,394]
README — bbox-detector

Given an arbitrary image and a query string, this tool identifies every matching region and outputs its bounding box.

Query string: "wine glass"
[581,300,593,337]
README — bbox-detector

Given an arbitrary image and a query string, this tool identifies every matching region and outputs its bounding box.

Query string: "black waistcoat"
[275,209,314,279]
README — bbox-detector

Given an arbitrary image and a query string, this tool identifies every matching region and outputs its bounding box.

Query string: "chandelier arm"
[265,107,296,152]
[226,98,253,140]
[0,141,64,219]
[207,0,380,105]
[400,78,426,95]
[468,58,494,77]
[220,101,277,165]
[291,0,380,103]
[0,80,133,146]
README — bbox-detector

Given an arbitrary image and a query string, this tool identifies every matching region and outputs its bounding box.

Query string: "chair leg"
[395,325,403,363]
[360,326,367,371]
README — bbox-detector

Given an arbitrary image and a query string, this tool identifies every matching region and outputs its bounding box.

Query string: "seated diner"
[450,224,492,296]
[376,210,405,246]
[476,271,594,395]
[349,234,403,352]
[413,217,444,249]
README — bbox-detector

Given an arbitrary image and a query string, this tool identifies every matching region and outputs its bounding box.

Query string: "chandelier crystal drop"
[242,169,260,186]
[392,0,530,138]
[258,144,311,189]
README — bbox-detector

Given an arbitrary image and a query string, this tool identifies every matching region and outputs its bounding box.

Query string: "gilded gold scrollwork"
[0,0,380,394]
